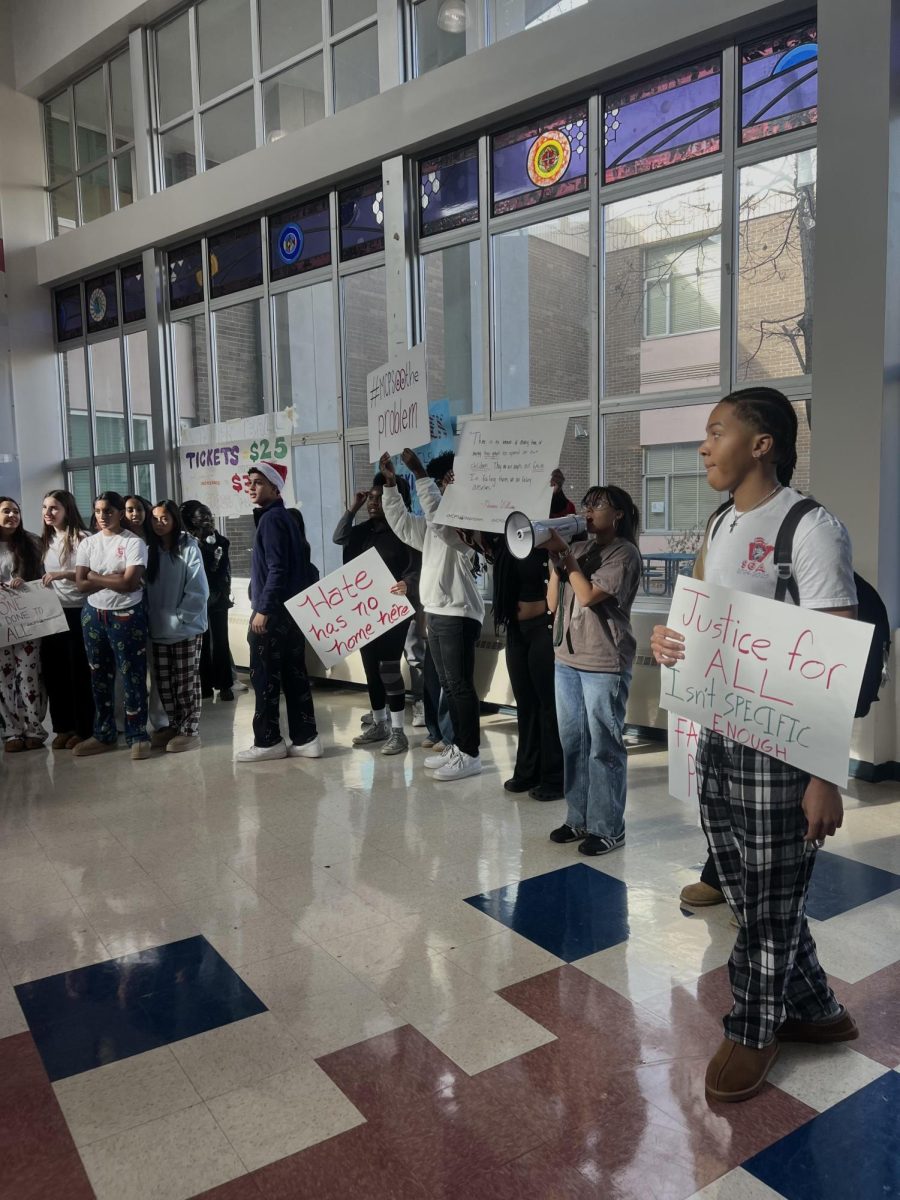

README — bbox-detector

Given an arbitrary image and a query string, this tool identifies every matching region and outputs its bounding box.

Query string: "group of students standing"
[0,490,238,758]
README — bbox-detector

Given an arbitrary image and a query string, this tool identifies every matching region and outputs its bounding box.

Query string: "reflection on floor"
[0,686,897,1199]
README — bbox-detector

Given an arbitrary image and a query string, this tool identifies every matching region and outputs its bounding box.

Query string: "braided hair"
[720,386,798,486]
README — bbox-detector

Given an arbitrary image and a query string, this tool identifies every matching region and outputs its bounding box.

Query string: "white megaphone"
[504,511,587,560]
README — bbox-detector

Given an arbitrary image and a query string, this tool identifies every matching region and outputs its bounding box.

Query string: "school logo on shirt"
[116,545,125,559]
[740,536,774,576]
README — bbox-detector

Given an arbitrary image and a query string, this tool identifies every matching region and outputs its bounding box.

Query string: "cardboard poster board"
[178,414,295,518]
[0,582,68,646]
[366,344,428,462]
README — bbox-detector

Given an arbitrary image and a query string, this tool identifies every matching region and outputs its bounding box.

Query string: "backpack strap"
[773,497,821,604]
[708,499,734,544]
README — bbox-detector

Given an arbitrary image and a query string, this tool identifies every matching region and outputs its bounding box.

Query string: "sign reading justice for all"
[659,576,874,787]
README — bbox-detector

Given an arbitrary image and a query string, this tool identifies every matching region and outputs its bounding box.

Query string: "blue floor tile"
[806,850,900,921]
[14,936,266,1081]
[743,1071,899,1200]
[464,863,630,961]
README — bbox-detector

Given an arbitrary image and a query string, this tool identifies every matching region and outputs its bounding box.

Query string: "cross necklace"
[729,485,783,532]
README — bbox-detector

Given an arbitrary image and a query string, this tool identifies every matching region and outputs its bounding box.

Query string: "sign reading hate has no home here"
[659,576,875,787]
[367,343,428,461]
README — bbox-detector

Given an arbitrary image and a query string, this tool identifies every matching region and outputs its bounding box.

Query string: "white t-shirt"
[703,487,857,610]
[76,531,148,610]
[44,530,87,608]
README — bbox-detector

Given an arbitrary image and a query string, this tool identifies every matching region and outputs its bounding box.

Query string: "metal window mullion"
[209,284,267,312]
[249,0,264,148]
[330,14,379,46]
[323,0,336,113]
[268,264,335,296]
[587,91,601,482]
[327,191,348,504]
[103,60,117,210]
[130,28,155,200]
[260,217,275,412]
[418,225,480,254]
[197,79,256,114]
[487,190,590,235]
[597,151,725,207]
[258,42,327,83]
[478,135,491,418]
[598,388,730,416]
[719,45,738,396]
[337,250,386,278]
[733,126,817,170]
[188,4,203,171]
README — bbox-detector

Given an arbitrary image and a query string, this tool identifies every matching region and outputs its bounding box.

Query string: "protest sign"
[434,415,566,533]
[659,576,875,786]
[178,413,295,518]
[391,399,455,515]
[367,343,428,461]
[0,582,68,646]
[285,547,413,668]
[667,712,702,805]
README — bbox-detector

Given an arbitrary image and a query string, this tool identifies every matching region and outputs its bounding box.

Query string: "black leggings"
[359,617,413,714]
[41,607,94,739]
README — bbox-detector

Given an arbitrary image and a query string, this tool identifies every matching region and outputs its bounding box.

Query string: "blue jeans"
[555,662,631,838]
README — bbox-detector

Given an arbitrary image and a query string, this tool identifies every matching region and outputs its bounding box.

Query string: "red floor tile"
[442,1144,601,1200]
[0,1032,94,1200]
[841,961,900,1067]
[252,1125,428,1199]
[192,1176,264,1198]
[318,1025,466,1112]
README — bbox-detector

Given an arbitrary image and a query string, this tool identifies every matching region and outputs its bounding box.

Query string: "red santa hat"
[250,461,288,492]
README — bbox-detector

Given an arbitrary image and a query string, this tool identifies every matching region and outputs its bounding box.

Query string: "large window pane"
[50,183,78,236]
[79,163,113,222]
[214,301,265,420]
[292,442,344,578]
[274,284,338,434]
[74,69,109,166]
[198,0,252,103]
[333,0,376,32]
[110,53,134,148]
[604,174,722,398]
[45,95,73,184]
[423,241,483,422]
[90,339,126,456]
[156,13,193,125]
[558,414,591,507]
[333,27,380,111]
[126,331,153,451]
[493,211,590,411]
[162,121,197,188]
[133,463,157,500]
[490,0,587,42]
[341,267,387,426]
[263,56,326,142]
[62,350,90,458]
[173,314,211,433]
[260,0,322,70]
[736,149,815,382]
[414,0,467,76]
[68,470,93,518]
[225,515,255,580]
[116,152,134,207]
[202,90,255,169]
[97,462,130,495]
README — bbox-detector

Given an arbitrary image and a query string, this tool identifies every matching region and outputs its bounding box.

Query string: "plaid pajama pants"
[697,730,842,1049]
[151,637,203,738]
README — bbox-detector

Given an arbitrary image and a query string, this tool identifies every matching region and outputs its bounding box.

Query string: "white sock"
[389,710,404,730]
[372,708,387,724]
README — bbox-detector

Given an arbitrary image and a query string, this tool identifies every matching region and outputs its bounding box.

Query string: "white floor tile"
[767,1042,889,1111]
[169,1011,307,1099]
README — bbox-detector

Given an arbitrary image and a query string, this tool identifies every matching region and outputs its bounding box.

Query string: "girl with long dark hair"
[651,387,859,1104]
[181,500,235,701]
[39,489,94,748]
[146,501,209,753]
[545,485,642,855]
[0,497,47,751]
[74,491,151,759]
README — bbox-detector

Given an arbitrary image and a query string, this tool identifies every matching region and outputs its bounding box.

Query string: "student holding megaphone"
[543,485,642,856]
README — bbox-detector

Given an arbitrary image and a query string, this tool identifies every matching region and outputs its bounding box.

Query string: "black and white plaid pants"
[152,636,203,738]
[697,730,842,1048]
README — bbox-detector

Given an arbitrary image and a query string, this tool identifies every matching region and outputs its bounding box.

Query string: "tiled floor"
[0,684,898,1200]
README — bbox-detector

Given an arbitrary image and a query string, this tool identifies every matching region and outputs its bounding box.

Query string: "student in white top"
[74,491,152,760]
[0,496,47,752]
[651,387,859,1105]
[39,489,95,749]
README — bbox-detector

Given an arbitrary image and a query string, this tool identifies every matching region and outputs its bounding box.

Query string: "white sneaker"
[235,740,287,762]
[232,679,249,693]
[434,749,482,782]
[411,701,426,728]
[287,735,323,759]
[424,743,456,769]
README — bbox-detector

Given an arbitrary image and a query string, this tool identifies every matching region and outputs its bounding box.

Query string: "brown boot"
[4,738,25,753]
[705,1038,779,1104]
[73,737,117,757]
[150,726,177,749]
[777,1009,858,1044]
[52,732,75,749]
[680,881,726,907]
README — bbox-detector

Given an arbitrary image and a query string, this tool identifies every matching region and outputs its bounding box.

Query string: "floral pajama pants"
[81,604,149,747]
[0,640,47,742]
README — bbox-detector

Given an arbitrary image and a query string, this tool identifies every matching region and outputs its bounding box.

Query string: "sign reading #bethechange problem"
[659,576,875,787]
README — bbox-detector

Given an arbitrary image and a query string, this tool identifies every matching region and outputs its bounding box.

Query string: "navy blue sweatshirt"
[250,499,318,615]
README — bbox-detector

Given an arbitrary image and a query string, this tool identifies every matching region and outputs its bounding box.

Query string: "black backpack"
[710,496,891,719]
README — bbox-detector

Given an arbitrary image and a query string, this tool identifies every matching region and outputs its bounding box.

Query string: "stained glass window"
[55,285,83,342]
[84,272,119,333]
[492,105,588,216]
[208,221,264,300]
[168,241,205,310]
[269,196,331,282]
[419,144,479,238]
[740,24,817,145]
[603,58,721,184]
[339,178,384,261]
[121,262,146,324]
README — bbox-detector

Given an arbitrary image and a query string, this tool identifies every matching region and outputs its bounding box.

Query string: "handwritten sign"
[178,413,295,518]
[660,576,875,787]
[0,583,68,646]
[285,548,413,667]
[668,713,702,805]
[391,399,455,516]
[367,343,428,462]
[434,416,566,534]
